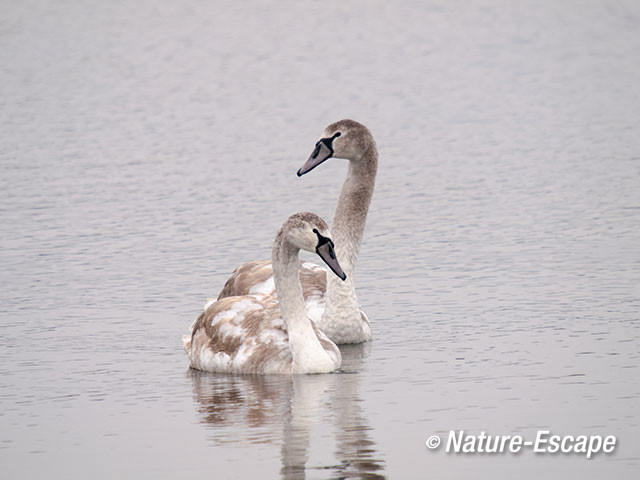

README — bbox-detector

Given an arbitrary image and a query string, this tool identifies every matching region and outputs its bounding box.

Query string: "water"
[1,0,639,478]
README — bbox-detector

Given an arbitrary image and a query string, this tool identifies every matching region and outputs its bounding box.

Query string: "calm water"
[1,0,639,478]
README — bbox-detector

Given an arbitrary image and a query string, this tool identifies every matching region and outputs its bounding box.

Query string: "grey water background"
[1,0,639,478]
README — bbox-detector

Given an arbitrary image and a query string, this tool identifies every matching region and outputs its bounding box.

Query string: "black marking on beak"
[316,132,341,158]
[297,132,342,177]
[313,228,346,281]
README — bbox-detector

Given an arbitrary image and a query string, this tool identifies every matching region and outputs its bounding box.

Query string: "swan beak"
[316,241,347,281]
[297,140,333,176]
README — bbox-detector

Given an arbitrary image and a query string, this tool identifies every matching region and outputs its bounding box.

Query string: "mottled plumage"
[184,294,339,374]
[217,260,326,301]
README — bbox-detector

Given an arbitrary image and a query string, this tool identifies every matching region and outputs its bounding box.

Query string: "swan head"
[297,119,374,176]
[281,213,347,281]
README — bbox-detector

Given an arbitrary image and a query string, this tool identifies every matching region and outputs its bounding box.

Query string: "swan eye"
[334,132,341,138]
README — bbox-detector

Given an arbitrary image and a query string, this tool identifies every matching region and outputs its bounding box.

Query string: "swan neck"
[272,237,307,331]
[318,143,377,343]
[272,231,333,372]
[331,144,378,273]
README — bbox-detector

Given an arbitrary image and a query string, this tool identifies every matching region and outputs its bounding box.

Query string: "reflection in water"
[189,344,385,479]
[331,344,386,480]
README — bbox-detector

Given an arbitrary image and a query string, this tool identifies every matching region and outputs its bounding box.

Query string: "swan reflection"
[188,343,385,479]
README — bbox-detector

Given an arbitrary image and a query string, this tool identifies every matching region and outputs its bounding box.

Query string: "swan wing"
[215,260,327,302]
[186,294,293,374]
[217,260,274,299]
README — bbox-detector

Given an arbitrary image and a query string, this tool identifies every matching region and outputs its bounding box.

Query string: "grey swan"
[213,120,377,345]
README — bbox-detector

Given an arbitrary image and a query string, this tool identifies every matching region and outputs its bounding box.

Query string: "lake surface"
[1,0,639,478]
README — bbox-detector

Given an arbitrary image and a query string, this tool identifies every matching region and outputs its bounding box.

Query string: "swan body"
[183,213,345,375]
[215,120,377,344]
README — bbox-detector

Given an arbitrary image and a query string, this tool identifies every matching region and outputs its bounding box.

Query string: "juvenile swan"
[183,213,346,374]
[215,120,377,344]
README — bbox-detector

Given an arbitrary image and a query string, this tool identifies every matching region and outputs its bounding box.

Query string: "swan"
[214,119,377,344]
[183,212,346,374]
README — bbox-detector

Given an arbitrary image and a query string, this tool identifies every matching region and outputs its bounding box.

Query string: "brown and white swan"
[213,119,377,344]
[183,213,346,374]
